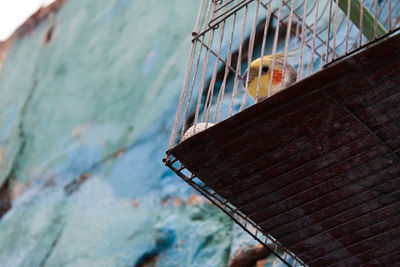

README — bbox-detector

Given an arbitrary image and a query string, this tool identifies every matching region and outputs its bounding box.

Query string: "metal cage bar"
[168,0,400,150]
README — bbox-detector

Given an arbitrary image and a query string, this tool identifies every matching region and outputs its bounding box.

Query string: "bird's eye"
[262,66,269,72]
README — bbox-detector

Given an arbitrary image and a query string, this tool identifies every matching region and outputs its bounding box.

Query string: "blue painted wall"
[0,0,281,266]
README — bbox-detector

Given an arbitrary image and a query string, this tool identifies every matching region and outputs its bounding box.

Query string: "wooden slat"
[247,148,400,224]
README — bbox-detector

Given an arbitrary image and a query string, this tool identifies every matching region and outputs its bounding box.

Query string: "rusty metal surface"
[167,33,400,266]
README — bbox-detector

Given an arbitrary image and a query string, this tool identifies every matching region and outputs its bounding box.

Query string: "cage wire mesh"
[168,0,399,149]
[164,0,400,266]
[166,159,307,266]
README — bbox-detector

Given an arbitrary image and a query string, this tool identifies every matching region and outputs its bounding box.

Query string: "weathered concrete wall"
[0,0,276,266]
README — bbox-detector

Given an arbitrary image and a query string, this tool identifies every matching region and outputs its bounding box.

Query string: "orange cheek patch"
[271,70,283,85]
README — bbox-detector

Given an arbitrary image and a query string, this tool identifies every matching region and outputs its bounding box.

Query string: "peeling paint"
[143,46,158,78]
[71,123,93,139]
[173,197,182,208]
[188,192,204,206]
[11,183,28,200]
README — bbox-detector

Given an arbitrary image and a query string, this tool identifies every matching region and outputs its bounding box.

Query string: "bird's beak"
[242,70,253,88]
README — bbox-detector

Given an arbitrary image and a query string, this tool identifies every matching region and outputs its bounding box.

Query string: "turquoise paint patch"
[106,0,133,20]
[64,144,103,175]
[1,105,17,144]
[106,106,181,199]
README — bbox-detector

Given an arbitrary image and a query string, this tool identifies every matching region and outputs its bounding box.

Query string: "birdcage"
[164,0,400,266]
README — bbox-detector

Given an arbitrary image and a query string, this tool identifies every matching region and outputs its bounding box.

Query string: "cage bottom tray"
[167,33,400,266]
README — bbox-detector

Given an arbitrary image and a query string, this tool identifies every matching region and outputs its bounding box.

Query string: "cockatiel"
[242,52,297,102]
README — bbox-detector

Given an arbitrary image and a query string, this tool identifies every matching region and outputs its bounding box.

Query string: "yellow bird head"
[242,53,297,102]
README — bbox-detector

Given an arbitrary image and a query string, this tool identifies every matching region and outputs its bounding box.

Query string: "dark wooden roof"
[169,33,400,266]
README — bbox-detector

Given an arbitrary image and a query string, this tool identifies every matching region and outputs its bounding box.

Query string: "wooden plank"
[246,150,400,224]
[301,214,400,262]
[232,134,382,208]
